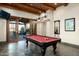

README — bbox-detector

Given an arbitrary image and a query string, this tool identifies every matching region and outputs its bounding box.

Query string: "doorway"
[18,22,26,41]
[8,20,18,43]
[7,16,31,42]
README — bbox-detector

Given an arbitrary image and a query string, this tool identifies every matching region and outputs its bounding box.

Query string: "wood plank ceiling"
[0,3,68,15]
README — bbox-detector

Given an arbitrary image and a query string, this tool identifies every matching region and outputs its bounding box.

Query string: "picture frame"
[65,18,75,31]
[54,20,60,34]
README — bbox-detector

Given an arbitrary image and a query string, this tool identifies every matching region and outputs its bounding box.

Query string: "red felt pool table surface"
[26,35,58,43]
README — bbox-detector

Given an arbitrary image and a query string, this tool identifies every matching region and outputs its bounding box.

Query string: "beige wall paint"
[0,18,6,42]
[37,3,79,45]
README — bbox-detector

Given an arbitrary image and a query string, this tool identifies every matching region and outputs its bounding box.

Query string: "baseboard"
[61,42,79,49]
[0,41,7,44]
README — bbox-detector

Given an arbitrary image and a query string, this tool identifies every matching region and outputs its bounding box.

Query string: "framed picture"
[54,20,60,34]
[65,18,75,31]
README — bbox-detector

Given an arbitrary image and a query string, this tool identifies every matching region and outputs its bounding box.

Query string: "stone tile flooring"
[0,40,79,56]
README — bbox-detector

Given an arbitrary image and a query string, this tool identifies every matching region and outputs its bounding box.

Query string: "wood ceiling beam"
[43,3,68,9]
[42,3,56,10]
[14,3,42,13]
[41,3,55,10]
[8,3,41,15]
[14,3,41,14]
[43,3,56,8]
[62,3,68,6]
[24,3,54,11]
[21,3,46,12]
[55,3,68,7]
[0,3,68,15]
[11,15,36,23]
[0,3,41,15]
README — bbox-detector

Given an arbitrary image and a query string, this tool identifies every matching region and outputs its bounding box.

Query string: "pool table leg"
[41,47,47,56]
[52,42,57,54]
[26,40,28,47]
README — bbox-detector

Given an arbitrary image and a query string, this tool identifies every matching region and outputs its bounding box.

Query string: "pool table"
[24,35,61,56]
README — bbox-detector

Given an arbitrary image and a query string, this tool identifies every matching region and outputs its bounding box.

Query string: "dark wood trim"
[7,20,19,43]
[61,42,79,49]
[11,16,19,20]
[35,23,37,35]
[29,21,37,35]
[63,3,68,6]
[54,20,60,34]
[6,20,9,42]
[16,19,19,41]
[65,18,75,31]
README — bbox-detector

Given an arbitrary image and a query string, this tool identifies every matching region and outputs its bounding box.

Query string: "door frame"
[6,18,19,43]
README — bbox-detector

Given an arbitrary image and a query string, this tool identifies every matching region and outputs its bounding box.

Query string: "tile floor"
[0,40,79,56]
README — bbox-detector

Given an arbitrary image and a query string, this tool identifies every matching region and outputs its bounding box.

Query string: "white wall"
[37,23,43,35]
[0,18,6,42]
[0,7,38,19]
[38,22,46,36]
[53,3,79,45]
[37,3,79,45]
[45,10,54,37]
[37,10,54,37]
[0,6,38,42]
[42,22,46,36]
